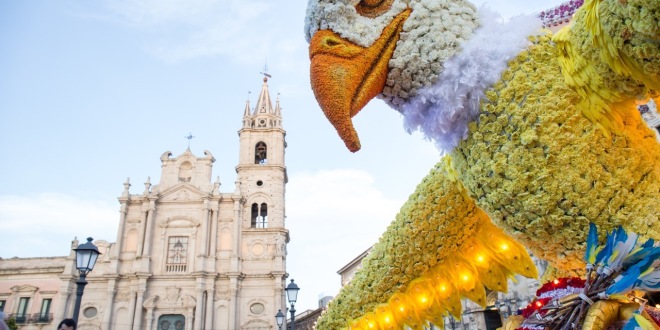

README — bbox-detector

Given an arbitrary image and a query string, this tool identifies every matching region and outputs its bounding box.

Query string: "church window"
[16,297,29,323]
[166,236,189,273]
[249,303,265,314]
[36,298,52,322]
[256,180,263,187]
[0,300,5,311]
[250,203,268,228]
[83,306,97,318]
[178,161,192,182]
[255,142,267,164]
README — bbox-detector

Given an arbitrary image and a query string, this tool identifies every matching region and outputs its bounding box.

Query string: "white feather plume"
[399,7,543,154]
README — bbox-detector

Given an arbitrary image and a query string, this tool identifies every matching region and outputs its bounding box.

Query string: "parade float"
[303,0,660,328]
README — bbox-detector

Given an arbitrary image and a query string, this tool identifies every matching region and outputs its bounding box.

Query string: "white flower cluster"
[381,0,479,109]
[304,0,409,47]
[399,8,542,154]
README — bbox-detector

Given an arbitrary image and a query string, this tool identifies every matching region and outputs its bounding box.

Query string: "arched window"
[250,203,268,228]
[254,142,267,164]
[178,161,192,182]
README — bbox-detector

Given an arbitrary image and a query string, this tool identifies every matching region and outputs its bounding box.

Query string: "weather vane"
[185,132,195,150]
[260,60,272,79]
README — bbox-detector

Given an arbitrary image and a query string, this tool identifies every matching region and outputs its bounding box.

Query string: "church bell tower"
[234,74,289,329]
[237,75,288,230]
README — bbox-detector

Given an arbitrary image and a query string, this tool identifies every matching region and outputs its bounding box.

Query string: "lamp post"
[72,237,101,325]
[285,279,300,330]
[275,309,285,330]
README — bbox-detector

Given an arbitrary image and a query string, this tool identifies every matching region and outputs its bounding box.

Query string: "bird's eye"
[355,0,394,18]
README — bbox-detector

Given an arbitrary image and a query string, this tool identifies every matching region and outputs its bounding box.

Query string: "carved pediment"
[11,285,38,293]
[115,290,132,302]
[242,319,271,330]
[158,184,207,203]
[215,288,231,301]
[159,216,200,229]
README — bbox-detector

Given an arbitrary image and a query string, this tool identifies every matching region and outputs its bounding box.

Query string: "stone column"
[145,308,154,330]
[142,199,156,256]
[232,198,242,262]
[203,199,211,256]
[103,279,117,330]
[116,178,131,257]
[274,276,285,319]
[136,204,149,257]
[127,292,137,329]
[114,203,128,258]
[132,285,146,330]
[204,288,214,330]
[209,206,219,259]
[186,307,195,330]
[194,287,204,330]
[55,288,72,321]
[228,277,239,330]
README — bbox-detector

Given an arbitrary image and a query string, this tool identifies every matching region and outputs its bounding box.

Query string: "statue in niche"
[274,236,286,256]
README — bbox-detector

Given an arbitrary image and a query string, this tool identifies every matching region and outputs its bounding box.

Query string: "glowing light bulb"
[439,285,447,292]
[462,274,470,282]
[500,243,509,251]
[553,279,560,285]
[476,255,485,263]
[420,296,427,303]
[535,301,543,308]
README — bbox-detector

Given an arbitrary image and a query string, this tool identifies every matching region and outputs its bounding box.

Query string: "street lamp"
[275,309,285,330]
[72,237,100,325]
[285,279,300,330]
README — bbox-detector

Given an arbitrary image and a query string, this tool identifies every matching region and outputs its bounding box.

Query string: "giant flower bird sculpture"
[304,0,660,329]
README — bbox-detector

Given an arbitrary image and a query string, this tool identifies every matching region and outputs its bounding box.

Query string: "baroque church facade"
[0,77,290,330]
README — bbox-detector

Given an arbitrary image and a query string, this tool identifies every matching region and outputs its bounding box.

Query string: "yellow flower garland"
[315,162,536,329]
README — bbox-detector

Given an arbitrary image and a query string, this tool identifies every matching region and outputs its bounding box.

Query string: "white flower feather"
[399,7,542,154]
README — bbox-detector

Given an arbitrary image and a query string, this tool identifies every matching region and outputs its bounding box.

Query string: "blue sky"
[1,0,564,313]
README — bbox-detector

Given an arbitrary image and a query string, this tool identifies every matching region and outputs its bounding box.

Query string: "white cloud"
[285,169,404,311]
[105,0,267,27]
[0,194,118,259]
[103,0,287,63]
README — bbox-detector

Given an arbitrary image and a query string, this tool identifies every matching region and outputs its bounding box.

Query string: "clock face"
[250,303,265,314]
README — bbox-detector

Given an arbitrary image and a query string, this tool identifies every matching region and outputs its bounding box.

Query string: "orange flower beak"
[309,9,411,152]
